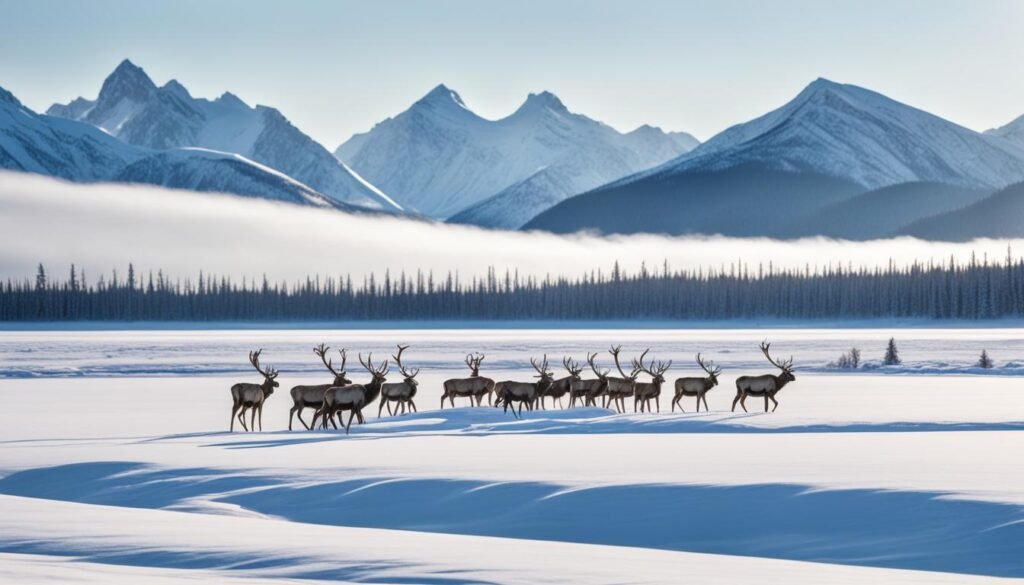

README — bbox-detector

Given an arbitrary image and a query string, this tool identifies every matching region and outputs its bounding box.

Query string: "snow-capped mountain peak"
[515,91,569,116]
[97,59,157,104]
[337,85,698,224]
[415,84,471,113]
[985,113,1024,149]
[47,59,400,211]
[649,77,1024,189]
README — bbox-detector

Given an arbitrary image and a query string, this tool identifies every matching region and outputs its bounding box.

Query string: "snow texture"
[0,327,1022,584]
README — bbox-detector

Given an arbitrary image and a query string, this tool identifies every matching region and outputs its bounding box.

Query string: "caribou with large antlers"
[733,341,795,412]
[288,344,351,430]
[539,356,582,409]
[441,353,495,408]
[605,345,641,413]
[318,353,389,433]
[632,350,671,412]
[673,354,722,412]
[379,344,420,417]
[230,350,279,432]
[494,355,554,418]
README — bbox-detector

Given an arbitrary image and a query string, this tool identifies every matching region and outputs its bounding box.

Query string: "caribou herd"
[229,341,797,432]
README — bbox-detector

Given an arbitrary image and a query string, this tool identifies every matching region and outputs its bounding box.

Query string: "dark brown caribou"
[229,349,279,432]
[441,353,495,408]
[494,355,555,418]
[379,344,420,417]
[672,354,722,412]
[318,353,389,433]
[288,344,351,430]
[733,341,796,413]
[631,350,671,412]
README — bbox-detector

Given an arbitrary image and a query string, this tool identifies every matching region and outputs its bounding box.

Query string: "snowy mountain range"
[48,60,399,211]
[526,79,1024,237]
[335,85,698,226]
[0,85,343,208]
[985,114,1024,149]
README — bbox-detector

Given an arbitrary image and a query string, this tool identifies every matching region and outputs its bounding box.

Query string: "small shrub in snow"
[883,338,901,366]
[829,347,861,369]
[977,350,994,369]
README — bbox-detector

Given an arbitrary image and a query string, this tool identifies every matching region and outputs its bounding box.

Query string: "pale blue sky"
[1,0,1022,147]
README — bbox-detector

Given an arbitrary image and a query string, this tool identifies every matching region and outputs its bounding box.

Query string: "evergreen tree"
[977,349,994,369]
[883,337,901,366]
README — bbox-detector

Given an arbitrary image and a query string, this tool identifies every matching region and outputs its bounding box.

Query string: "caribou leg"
[731,392,742,412]
[257,403,264,431]
[249,407,257,432]
[378,400,386,418]
[764,395,770,413]
[739,394,749,412]
[230,402,241,432]
[296,407,312,430]
[770,395,779,412]
[237,405,250,430]
[702,394,710,412]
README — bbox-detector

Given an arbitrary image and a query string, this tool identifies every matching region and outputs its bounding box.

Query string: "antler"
[696,353,722,377]
[360,352,390,377]
[632,349,669,378]
[587,352,608,378]
[530,354,550,377]
[759,341,794,372]
[336,348,348,373]
[609,345,632,379]
[314,343,340,376]
[249,349,277,379]
[392,344,418,378]
[563,356,582,376]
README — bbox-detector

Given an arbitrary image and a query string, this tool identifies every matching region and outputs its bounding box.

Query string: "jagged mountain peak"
[516,91,568,115]
[99,58,157,102]
[415,83,469,111]
[162,79,191,100]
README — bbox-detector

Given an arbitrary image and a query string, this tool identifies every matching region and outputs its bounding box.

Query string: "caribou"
[318,353,389,433]
[733,341,796,413]
[379,344,420,417]
[539,356,582,409]
[605,345,641,413]
[441,353,495,408]
[288,344,351,430]
[632,351,671,412]
[673,353,721,412]
[569,352,608,408]
[494,355,555,418]
[229,350,279,432]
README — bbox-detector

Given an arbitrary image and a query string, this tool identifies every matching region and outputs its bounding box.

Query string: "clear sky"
[1,0,1022,148]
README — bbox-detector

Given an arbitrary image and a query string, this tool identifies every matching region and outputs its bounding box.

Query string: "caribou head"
[563,356,584,380]
[464,352,485,377]
[696,353,722,387]
[392,344,420,388]
[760,341,795,383]
[633,350,672,385]
[314,343,351,386]
[530,354,555,392]
[249,349,279,394]
[358,352,390,385]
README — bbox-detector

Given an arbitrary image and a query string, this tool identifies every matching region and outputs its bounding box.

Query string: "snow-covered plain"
[0,327,1022,584]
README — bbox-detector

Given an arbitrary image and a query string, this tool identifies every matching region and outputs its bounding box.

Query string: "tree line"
[2,253,1023,321]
